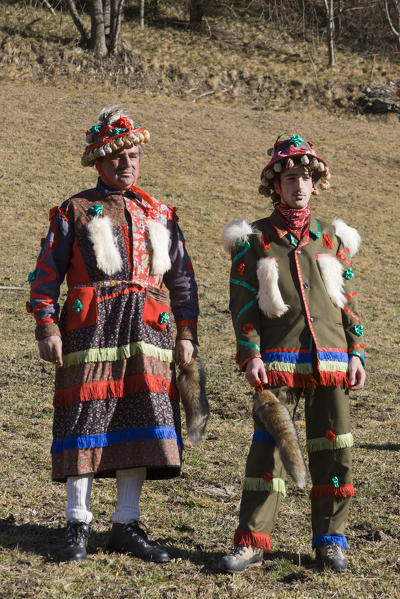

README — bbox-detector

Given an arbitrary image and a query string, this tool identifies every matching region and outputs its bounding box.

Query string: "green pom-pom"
[344,268,354,280]
[289,135,304,147]
[90,204,104,216]
[158,311,170,325]
[332,476,339,488]
[354,324,363,337]
[28,270,37,284]
[72,299,83,313]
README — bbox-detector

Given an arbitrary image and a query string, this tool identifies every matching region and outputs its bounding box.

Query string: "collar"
[269,210,321,246]
[96,177,142,201]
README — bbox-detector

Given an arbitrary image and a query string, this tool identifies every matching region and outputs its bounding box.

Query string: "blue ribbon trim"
[262,350,313,364]
[252,430,276,445]
[51,426,183,454]
[312,534,348,549]
[317,350,349,363]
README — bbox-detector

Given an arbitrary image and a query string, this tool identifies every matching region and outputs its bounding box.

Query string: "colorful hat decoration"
[81,106,150,167]
[259,134,331,201]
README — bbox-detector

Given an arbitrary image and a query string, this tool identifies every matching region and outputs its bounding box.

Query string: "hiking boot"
[62,521,90,562]
[217,544,264,573]
[107,521,171,563]
[316,544,347,571]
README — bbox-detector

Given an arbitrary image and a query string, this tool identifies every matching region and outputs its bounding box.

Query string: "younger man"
[220,135,365,572]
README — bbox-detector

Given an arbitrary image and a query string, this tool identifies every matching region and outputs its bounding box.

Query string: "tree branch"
[65,0,89,45]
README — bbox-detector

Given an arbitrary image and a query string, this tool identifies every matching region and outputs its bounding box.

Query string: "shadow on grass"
[0,518,109,563]
[359,443,400,451]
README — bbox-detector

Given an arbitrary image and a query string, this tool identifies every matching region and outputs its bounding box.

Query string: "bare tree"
[188,0,204,28]
[140,0,145,29]
[65,0,125,57]
[384,0,400,48]
[323,0,336,66]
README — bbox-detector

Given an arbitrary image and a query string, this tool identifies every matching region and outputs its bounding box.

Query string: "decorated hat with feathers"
[259,134,331,200]
[81,106,150,167]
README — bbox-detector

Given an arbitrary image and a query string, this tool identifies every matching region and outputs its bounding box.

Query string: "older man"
[220,135,365,573]
[28,108,199,562]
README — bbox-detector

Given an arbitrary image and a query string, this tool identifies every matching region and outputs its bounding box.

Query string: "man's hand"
[348,355,365,390]
[245,357,268,387]
[175,339,198,366]
[38,336,63,366]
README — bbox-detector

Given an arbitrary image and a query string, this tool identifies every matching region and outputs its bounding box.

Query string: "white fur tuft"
[332,218,361,257]
[87,215,123,276]
[222,220,253,253]
[257,257,289,318]
[317,254,347,308]
[147,219,171,275]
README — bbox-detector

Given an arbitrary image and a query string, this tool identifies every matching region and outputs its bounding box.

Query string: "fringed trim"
[243,476,286,497]
[316,254,346,308]
[318,371,348,387]
[146,219,171,275]
[332,218,361,257]
[307,433,354,453]
[62,340,174,368]
[264,370,318,388]
[87,215,122,276]
[54,375,179,407]
[312,534,349,549]
[310,483,354,499]
[222,220,253,253]
[234,530,272,552]
[256,257,289,318]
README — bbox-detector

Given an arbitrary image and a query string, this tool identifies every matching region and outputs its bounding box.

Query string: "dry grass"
[0,8,400,596]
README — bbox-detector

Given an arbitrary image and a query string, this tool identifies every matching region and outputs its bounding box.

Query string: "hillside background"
[0,1,399,598]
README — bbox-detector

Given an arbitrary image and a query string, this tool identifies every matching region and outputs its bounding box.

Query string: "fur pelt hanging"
[177,358,209,443]
[253,388,306,489]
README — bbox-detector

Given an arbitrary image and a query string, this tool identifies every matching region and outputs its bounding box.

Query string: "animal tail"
[253,389,307,489]
[177,358,209,443]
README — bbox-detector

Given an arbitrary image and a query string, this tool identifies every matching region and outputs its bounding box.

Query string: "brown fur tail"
[177,358,209,443]
[253,389,306,489]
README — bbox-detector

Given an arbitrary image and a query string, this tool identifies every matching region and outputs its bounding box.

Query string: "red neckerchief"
[276,202,310,241]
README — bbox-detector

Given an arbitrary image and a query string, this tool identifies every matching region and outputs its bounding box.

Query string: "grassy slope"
[0,9,399,598]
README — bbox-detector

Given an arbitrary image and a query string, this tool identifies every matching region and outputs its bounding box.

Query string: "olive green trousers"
[234,386,353,551]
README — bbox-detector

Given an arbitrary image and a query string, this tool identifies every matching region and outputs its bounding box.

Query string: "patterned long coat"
[28,179,199,482]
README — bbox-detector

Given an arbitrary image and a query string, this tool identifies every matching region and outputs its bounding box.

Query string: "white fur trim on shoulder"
[332,218,361,257]
[317,254,346,308]
[87,215,122,276]
[147,219,171,275]
[222,219,253,253]
[257,257,289,318]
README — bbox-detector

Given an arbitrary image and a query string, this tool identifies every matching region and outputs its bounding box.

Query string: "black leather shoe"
[63,521,90,562]
[107,521,171,563]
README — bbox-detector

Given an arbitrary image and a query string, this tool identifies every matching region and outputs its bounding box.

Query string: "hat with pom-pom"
[259,134,331,200]
[81,107,150,167]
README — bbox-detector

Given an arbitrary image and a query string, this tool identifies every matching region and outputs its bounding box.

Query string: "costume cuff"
[35,322,61,341]
[176,320,198,345]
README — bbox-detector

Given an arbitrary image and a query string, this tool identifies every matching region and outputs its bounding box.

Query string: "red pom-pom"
[242,323,254,334]
[325,429,337,441]
[263,472,273,483]
[238,263,246,275]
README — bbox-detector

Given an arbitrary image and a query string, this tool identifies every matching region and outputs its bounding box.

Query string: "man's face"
[278,165,314,209]
[99,146,140,189]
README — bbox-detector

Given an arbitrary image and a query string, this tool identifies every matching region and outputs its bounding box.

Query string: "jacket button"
[303,283,309,289]
[310,316,315,322]
[297,249,302,254]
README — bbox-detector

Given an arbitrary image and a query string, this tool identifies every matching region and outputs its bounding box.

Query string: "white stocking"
[111,467,146,524]
[66,474,94,524]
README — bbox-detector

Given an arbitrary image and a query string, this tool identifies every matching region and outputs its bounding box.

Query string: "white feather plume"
[257,257,289,318]
[332,218,361,257]
[87,216,123,276]
[222,220,254,253]
[147,220,171,275]
[317,254,347,308]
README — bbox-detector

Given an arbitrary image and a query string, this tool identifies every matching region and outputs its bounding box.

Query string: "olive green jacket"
[223,210,365,388]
